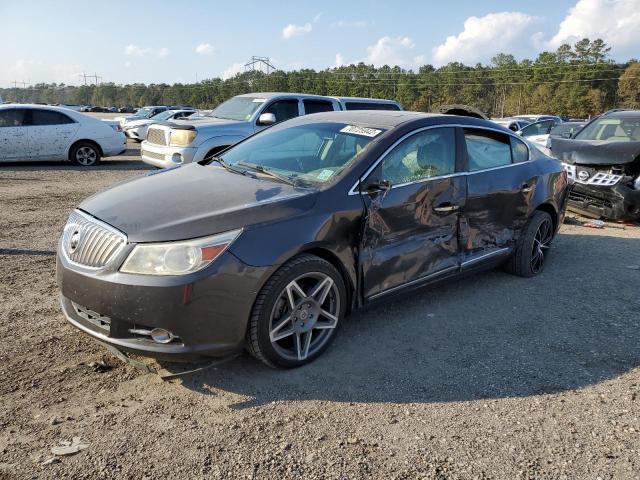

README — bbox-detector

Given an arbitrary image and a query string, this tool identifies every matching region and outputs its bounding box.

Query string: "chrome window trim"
[348,123,531,195]
[61,209,128,271]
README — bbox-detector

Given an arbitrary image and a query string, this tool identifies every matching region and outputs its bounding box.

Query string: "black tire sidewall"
[518,211,553,277]
[70,142,101,166]
[251,256,347,368]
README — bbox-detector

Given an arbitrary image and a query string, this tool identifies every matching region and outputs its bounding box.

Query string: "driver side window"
[381,127,456,186]
[262,99,300,123]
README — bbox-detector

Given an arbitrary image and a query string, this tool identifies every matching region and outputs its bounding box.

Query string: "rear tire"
[70,141,101,166]
[246,254,347,368]
[504,210,554,277]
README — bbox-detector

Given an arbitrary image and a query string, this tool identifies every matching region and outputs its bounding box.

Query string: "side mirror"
[561,131,572,139]
[362,180,391,195]
[515,130,523,136]
[258,113,276,126]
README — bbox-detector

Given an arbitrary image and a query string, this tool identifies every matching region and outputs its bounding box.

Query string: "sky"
[1,0,639,88]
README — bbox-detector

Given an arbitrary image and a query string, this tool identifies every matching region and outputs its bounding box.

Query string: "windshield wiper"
[236,162,297,186]
[208,156,256,178]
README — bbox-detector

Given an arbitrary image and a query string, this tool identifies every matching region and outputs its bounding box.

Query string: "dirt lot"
[0,131,639,479]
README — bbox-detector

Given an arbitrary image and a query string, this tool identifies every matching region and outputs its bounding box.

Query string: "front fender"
[193,135,246,162]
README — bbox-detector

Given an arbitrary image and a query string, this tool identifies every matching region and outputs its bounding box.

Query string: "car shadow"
[170,232,640,409]
[0,159,151,172]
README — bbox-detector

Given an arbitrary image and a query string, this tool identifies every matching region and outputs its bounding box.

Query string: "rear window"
[344,102,400,111]
[31,109,74,126]
[464,129,512,171]
[303,99,334,114]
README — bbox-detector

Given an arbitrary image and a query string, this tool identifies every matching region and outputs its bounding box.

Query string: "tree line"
[2,39,639,119]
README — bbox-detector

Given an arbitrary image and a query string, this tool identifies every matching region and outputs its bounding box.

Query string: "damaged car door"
[359,126,464,299]
[461,128,535,266]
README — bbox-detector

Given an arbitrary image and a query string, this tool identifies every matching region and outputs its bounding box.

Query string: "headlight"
[120,229,241,275]
[170,129,197,146]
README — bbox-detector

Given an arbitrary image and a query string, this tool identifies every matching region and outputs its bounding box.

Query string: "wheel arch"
[534,202,558,232]
[68,139,103,161]
[298,247,355,313]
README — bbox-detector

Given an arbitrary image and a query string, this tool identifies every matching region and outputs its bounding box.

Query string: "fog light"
[150,328,175,344]
[171,153,183,164]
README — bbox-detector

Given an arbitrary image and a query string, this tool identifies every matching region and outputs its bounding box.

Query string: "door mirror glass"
[258,113,276,126]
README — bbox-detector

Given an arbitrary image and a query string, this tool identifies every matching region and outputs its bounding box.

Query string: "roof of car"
[235,92,336,100]
[603,109,640,118]
[285,110,493,129]
[335,97,400,104]
[0,103,77,111]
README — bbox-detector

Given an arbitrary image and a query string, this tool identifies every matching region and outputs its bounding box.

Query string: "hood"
[550,137,640,166]
[170,116,244,130]
[125,118,153,128]
[79,163,317,243]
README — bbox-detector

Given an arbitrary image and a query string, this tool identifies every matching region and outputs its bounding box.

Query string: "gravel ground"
[0,123,639,479]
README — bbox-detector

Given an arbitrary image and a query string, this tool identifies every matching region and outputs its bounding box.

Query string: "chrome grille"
[563,164,622,186]
[62,210,126,268]
[146,127,167,146]
[141,149,165,161]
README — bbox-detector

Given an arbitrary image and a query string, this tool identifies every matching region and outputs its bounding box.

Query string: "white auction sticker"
[340,125,382,137]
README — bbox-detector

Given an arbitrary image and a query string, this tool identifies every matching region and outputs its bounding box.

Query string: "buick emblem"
[69,231,81,253]
[577,170,590,182]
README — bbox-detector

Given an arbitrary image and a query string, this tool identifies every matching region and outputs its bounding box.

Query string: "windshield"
[209,97,264,121]
[574,116,640,141]
[135,107,155,118]
[154,110,188,121]
[217,122,383,184]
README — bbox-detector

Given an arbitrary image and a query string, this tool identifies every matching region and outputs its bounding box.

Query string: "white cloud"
[313,13,322,23]
[365,36,416,67]
[546,0,640,50]
[432,12,537,66]
[332,19,372,29]
[124,44,169,58]
[282,22,312,40]
[335,53,346,67]
[222,62,244,80]
[195,43,214,55]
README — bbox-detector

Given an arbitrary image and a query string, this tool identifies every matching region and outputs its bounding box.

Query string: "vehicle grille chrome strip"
[146,127,167,146]
[62,210,127,269]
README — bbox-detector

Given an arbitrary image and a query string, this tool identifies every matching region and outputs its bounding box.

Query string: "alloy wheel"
[269,272,340,361]
[530,217,552,273]
[75,146,98,166]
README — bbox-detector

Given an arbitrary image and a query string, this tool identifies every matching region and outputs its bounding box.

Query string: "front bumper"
[57,248,270,360]
[568,182,640,221]
[140,141,197,169]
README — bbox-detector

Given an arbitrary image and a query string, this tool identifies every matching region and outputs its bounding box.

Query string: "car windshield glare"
[574,116,640,141]
[217,122,382,184]
[153,110,177,121]
[209,97,264,121]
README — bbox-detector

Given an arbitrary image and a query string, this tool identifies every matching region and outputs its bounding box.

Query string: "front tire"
[70,142,101,166]
[504,210,554,277]
[247,254,347,368]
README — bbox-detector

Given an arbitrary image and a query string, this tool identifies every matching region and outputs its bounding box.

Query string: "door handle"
[521,182,533,193]
[433,203,459,213]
